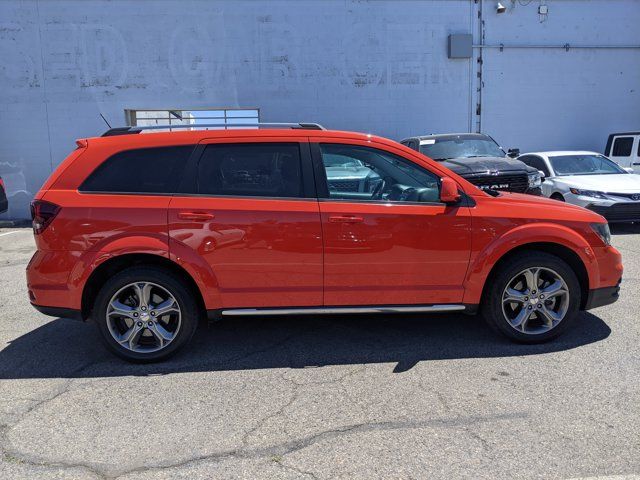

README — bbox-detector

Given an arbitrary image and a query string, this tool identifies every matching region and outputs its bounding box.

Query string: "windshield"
[549,154,626,176]
[419,135,505,160]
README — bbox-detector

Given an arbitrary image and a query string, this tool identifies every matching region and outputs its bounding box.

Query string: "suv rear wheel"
[482,252,580,343]
[93,266,199,362]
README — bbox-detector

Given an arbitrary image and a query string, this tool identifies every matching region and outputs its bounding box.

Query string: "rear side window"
[612,137,633,157]
[80,146,194,193]
[197,143,303,198]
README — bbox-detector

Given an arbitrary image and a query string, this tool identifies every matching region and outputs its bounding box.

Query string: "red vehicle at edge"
[26,124,623,362]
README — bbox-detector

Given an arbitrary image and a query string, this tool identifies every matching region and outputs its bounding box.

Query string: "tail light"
[0,177,4,190]
[30,200,60,234]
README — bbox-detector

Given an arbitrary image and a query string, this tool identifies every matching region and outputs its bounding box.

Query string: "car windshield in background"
[419,136,505,160]
[549,154,626,176]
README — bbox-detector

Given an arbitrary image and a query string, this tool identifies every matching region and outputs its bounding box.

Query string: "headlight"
[528,172,542,188]
[590,223,611,246]
[570,188,608,199]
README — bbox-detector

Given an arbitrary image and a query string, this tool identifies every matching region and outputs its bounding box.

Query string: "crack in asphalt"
[2,410,526,478]
[0,357,110,479]
[277,460,320,480]
[110,411,526,479]
[0,322,528,479]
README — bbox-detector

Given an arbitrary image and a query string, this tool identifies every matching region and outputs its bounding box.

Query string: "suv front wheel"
[93,266,199,362]
[482,252,581,343]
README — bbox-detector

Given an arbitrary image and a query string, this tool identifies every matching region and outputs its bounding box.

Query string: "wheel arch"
[480,242,590,310]
[81,253,206,321]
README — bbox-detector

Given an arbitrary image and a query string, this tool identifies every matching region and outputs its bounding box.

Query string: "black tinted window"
[81,146,193,193]
[520,155,550,176]
[612,137,633,157]
[198,143,303,198]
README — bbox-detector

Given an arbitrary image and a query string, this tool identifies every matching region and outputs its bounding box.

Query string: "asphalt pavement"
[0,226,638,479]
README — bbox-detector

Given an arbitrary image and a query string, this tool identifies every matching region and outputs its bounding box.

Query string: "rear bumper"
[26,250,81,309]
[584,282,621,310]
[31,303,83,321]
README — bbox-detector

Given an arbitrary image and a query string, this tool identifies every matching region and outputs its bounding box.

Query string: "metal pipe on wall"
[474,44,640,49]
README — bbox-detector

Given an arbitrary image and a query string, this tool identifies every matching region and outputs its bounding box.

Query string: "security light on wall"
[496,2,507,13]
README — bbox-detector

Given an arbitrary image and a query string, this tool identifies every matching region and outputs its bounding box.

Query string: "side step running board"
[220,305,466,316]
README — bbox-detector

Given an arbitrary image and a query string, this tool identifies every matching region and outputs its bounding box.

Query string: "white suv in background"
[518,151,640,223]
[605,132,640,174]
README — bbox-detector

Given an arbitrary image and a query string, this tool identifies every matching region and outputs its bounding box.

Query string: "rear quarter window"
[80,146,194,193]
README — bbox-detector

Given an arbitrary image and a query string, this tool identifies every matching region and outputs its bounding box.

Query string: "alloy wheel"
[106,281,182,353]
[501,267,570,335]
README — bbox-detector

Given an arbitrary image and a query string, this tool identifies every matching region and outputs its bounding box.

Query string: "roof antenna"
[99,113,112,129]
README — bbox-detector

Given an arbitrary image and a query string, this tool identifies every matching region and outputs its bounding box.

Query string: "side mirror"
[538,170,546,182]
[624,167,635,174]
[440,177,461,204]
[507,148,520,158]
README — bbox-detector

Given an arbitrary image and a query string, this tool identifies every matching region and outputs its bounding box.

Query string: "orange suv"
[26,123,623,362]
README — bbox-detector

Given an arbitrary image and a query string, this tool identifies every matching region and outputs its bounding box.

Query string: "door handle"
[328,215,364,223]
[177,211,215,221]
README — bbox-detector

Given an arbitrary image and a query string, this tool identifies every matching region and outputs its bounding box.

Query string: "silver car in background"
[518,151,640,223]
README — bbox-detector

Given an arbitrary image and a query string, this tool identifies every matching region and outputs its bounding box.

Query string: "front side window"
[198,143,303,198]
[320,144,440,203]
[80,146,194,193]
[549,154,626,176]
[612,137,633,157]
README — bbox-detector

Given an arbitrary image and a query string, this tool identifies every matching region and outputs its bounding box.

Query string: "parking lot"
[0,225,638,479]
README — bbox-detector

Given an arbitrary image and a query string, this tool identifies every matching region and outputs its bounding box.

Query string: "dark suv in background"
[0,177,7,214]
[401,133,542,195]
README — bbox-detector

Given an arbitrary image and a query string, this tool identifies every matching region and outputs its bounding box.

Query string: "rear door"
[310,138,472,307]
[168,137,323,309]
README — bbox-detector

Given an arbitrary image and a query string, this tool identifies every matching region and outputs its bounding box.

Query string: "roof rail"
[101,122,325,137]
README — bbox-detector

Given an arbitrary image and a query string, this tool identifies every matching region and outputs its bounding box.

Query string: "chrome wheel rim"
[501,267,570,335]
[106,281,181,353]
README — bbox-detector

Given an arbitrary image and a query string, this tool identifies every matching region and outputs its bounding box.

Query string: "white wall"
[0,0,638,218]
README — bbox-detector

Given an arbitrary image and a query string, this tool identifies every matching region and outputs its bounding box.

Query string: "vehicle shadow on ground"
[0,311,611,379]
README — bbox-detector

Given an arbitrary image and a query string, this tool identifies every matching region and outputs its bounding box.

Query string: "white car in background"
[518,151,640,223]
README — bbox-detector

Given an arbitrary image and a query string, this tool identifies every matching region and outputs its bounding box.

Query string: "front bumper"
[586,203,640,223]
[584,282,621,310]
[565,193,640,223]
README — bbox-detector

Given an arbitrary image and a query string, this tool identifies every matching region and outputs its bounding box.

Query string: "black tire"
[551,193,565,202]
[93,266,200,362]
[481,252,581,344]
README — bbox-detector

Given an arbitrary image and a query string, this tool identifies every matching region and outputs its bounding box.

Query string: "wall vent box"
[448,34,472,59]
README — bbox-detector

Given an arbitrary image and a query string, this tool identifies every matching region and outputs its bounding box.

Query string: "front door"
[311,139,472,306]
[168,138,323,309]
